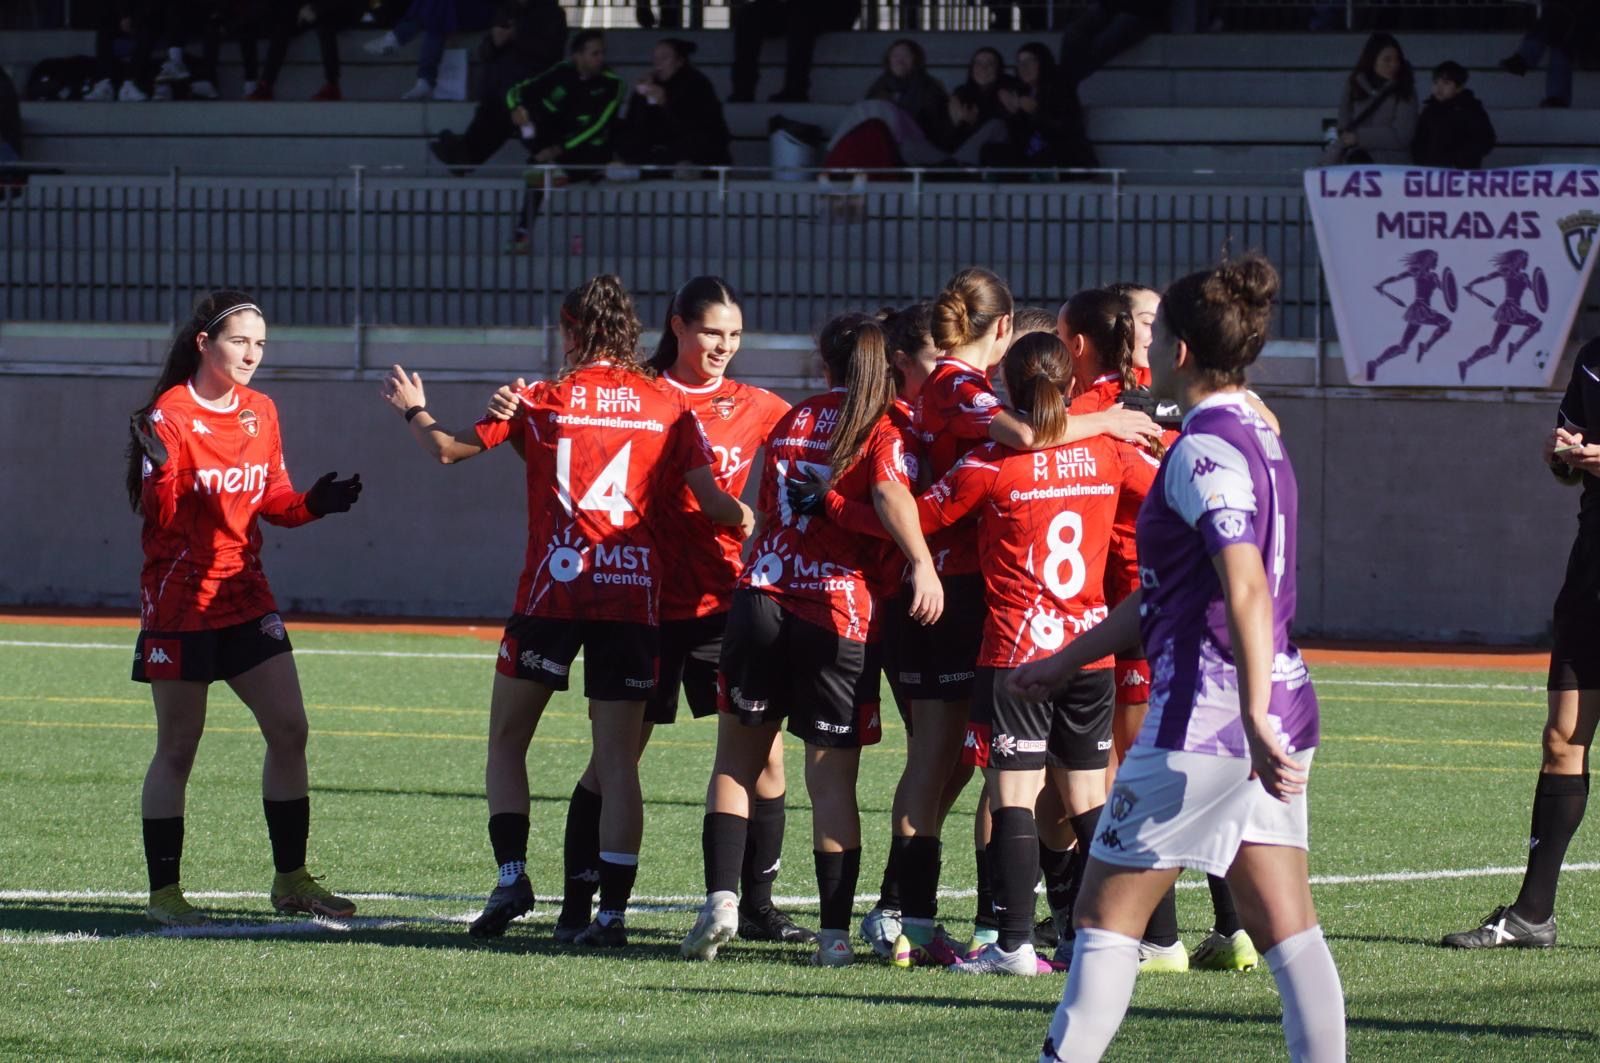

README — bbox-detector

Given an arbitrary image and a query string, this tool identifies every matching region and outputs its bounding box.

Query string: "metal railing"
[2,164,1330,340]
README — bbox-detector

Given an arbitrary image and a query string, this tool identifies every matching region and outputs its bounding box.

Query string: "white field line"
[0,639,1545,691]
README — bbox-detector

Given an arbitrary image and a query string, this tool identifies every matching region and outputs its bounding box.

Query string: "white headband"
[202,303,263,334]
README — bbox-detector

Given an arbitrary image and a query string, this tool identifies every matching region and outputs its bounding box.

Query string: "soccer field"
[2,619,1597,1061]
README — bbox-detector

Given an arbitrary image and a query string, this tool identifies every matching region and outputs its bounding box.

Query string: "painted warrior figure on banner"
[1459,249,1547,382]
[1367,249,1454,381]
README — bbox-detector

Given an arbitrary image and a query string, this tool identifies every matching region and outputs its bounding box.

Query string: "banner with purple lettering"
[1305,165,1599,387]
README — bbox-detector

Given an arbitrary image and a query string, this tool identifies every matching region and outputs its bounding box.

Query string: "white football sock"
[1265,924,1346,1063]
[1039,927,1140,1062]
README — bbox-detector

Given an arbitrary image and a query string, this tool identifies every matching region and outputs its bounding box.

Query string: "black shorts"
[718,589,882,749]
[1550,531,1600,691]
[964,667,1114,771]
[876,596,914,733]
[132,612,293,684]
[890,572,985,702]
[496,614,658,702]
[646,613,725,724]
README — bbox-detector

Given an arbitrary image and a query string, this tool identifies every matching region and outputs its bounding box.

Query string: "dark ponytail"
[648,275,742,374]
[1064,288,1138,393]
[1000,331,1072,450]
[126,288,258,512]
[818,312,894,478]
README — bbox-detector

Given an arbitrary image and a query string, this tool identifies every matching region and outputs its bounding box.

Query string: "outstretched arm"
[380,365,491,464]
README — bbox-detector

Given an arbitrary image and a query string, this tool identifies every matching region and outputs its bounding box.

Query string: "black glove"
[786,481,823,516]
[305,471,363,516]
[129,412,169,469]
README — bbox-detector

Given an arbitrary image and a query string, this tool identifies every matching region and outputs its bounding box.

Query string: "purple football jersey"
[1134,392,1319,758]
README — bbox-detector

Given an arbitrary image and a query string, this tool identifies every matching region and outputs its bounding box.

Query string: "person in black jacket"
[984,41,1097,175]
[1058,0,1168,84]
[729,0,861,104]
[1411,61,1496,170]
[430,0,568,173]
[616,38,732,174]
[863,38,947,146]
[506,30,627,251]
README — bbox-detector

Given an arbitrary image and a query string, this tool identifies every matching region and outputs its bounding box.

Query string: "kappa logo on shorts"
[963,722,993,767]
[814,719,854,735]
[499,641,512,661]
[259,613,286,641]
[1096,827,1125,851]
[625,677,654,690]
[1119,669,1149,688]
[898,671,922,685]
[938,671,976,685]
[145,647,173,665]
[1108,786,1138,821]
[142,639,182,678]
[1096,739,1112,751]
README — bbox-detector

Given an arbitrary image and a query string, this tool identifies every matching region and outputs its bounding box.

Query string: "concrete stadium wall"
[0,368,1576,643]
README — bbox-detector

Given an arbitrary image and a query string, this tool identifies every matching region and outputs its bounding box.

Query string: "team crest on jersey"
[710,395,738,420]
[238,409,259,437]
[259,613,287,640]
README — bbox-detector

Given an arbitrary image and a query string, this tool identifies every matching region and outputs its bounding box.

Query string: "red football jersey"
[740,390,912,642]
[139,382,316,632]
[913,436,1137,668]
[1069,373,1170,607]
[914,357,1000,576]
[653,372,790,621]
[474,362,714,625]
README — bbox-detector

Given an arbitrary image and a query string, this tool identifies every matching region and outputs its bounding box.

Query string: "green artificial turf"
[1,621,1596,1060]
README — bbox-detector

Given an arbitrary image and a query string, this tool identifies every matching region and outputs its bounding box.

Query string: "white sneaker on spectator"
[118,81,149,101]
[155,57,190,83]
[364,31,400,56]
[400,79,433,101]
[85,79,115,101]
[153,83,174,101]
[189,79,219,99]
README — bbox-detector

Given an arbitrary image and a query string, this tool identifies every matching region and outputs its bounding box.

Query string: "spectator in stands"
[729,0,861,104]
[984,42,1097,174]
[152,0,223,99]
[864,39,947,145]
[86,0,159,101]
[1411,61,1495,170]
[1320,32,1417,166]
[239,0,358,101]
[365,0,497,101]
[505,29,626,252]
[429,0,567,172]
[614,38,731,175]
[1057,0,1168,85]
[959,46,1022,126]
[634,0,703,29]
[937,83,1012,166]
[1499,0,1590,109]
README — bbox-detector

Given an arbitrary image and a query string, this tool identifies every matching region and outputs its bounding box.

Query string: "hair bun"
[1206,254,1280,310]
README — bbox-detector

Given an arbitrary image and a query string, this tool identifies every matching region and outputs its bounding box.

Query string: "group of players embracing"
[126,255,1351,1060]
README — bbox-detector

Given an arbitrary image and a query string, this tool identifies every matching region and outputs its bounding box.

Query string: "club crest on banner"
[1305,166,1600,388]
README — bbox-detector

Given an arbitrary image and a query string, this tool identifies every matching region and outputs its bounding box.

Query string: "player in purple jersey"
[1011,255,1345,1063]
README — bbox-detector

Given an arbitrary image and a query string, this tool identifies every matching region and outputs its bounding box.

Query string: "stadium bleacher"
[6,27,1598,181]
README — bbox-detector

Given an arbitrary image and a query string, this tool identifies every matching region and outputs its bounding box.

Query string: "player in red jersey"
[382,275,751,947]
[125,290,364,927]
[864,269,1158,962]
[681,313,944,967]
[804,330,1142,974]
[493,277,811,944]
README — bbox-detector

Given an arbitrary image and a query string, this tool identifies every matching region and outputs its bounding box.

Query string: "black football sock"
[974,847,998,931]
[1040,841,1077,918]
[143,816,184,892]
[1207,874,1242,936]
[561,784,602,920]
[488,811,530,888]
[875,837,904,912]
[897,835,942,922]
[814,848,861,934]
[1143,885,1180,948]
[741,795,785,911]
[262,796,310,874]
[991,806,1040,952]
[1512,773,1589,924]
[596,852,638,926]
[1062,806,1104,924]
[703,812,749,896]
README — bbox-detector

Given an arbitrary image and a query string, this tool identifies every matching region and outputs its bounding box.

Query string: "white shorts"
[1089,745,1315,877]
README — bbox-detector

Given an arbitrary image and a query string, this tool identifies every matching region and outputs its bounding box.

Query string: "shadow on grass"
[1122,1004,1597,1043]
[309,784,864,816]
[1326,929,1600,953]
